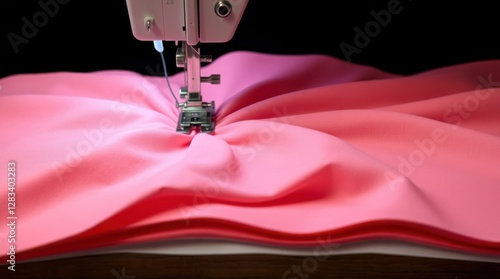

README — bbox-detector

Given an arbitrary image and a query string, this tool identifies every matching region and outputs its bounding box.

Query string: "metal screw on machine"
[144,17,154,32]
[215,1,232,18]
[201,75,221,84]
[175,48,185,68]
[176,51,212,68]
[179,87,188,100]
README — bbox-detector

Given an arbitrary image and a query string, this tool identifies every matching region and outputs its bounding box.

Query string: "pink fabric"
[1,52,500,262]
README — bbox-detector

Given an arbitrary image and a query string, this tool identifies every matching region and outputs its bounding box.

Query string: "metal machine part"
[175,42,218,133]
[125,0,248,133]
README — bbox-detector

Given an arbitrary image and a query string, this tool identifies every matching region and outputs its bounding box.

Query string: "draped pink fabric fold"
[1,52,499,262]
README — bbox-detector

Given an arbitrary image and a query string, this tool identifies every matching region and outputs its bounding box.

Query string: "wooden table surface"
[2,253,500,279]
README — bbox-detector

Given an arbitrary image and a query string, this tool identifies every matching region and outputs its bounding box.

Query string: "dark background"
[1,0,500,78]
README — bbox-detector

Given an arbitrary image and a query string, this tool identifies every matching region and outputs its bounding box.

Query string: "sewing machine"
[125,0,248,133]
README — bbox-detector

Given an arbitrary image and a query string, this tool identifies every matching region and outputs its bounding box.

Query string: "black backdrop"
[1,0,500,78]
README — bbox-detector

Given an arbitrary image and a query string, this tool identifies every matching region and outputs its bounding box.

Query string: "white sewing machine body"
[125,0,248,133]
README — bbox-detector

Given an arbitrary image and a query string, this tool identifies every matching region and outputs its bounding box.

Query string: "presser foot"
[176,102,215,134]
